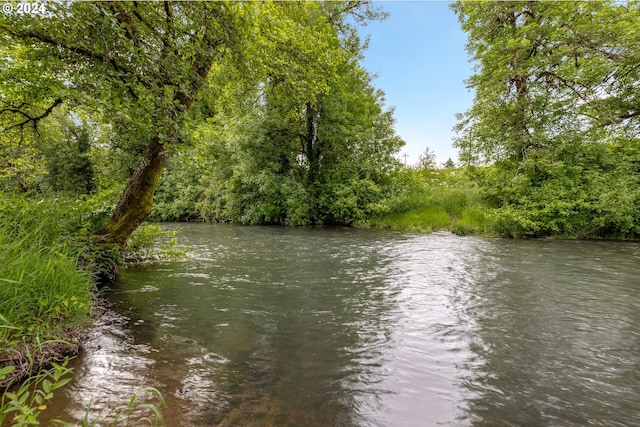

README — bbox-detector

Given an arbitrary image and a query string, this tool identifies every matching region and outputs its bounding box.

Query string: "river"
[46,223,640,426]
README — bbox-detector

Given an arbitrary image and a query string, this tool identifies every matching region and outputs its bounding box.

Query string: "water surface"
[47,224,640,426]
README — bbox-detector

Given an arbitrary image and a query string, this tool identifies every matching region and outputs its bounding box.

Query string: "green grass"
[367,205,450,232]
[449,205,489,236]
[0,195,101,362]
[0,194,169,425]
[0,230,93,352]
[363,168,489,235]
[0,193,184,363]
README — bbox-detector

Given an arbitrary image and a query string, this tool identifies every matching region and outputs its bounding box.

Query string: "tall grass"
[367,205,450,232]
[0,229,93,351]
[0,192,183,356]
[0,195,106,358]
[364,168,489,234]
[0,193,170,425]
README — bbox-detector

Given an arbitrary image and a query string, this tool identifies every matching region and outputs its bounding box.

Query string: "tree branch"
[619,110,640,120]
[0,98,64,133]
[0,23,104,64]
[105,1,140,48]
[535,70,591,103]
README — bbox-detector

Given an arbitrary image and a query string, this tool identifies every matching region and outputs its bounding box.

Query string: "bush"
[125,223,188,263]
[364,167,488,233]
[476,151,640,239]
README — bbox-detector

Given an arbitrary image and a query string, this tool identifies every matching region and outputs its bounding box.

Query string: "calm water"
[47,224,640,426]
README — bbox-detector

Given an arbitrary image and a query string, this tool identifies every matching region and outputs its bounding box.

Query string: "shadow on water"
[43,224,640,426]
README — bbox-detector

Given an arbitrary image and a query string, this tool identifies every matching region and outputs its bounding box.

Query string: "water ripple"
[45,225,640,426]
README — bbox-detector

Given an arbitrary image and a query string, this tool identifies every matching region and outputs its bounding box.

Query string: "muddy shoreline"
[0,299,118,389]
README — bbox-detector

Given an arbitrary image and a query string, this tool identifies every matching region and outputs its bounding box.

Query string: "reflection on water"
[460,240,640,426]
[45,224,640,426]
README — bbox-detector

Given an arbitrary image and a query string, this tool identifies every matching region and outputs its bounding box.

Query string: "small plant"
[125,223,187,264]
[0,361,73,426]
[1,363,166,427]
[81,387,166,427]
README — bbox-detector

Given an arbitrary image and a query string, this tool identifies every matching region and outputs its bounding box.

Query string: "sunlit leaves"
[451,0,640,238]
[151,2,402,226]
[452,0,640,164]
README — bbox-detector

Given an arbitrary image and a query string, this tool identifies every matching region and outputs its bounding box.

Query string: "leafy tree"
[452,0,640,165]
[40,117,95,195]
[442,158,456,169]
[416,147,437,170]
[1,1,247,245]
[452,0,640,238]
[0,125,44,193]
[1,1,380,246]
[148,2,400,226]
[180,54,403,225]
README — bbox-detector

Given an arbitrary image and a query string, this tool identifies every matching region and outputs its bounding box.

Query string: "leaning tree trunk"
[98,135,167,247]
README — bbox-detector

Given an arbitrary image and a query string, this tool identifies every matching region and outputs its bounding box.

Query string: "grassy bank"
[0,193,187,387]
[362,164,640,240]
[363,168,489,235]
[0,229,93,385]
[0,195,109,386]
[0,194,175,425]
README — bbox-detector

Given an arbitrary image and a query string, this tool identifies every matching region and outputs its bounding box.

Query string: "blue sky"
[357,1,474,166]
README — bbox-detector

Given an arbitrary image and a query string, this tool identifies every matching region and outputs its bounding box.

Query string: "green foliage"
[0,362,166,427]
[452,1,640,164]
[35,113,97,195]
[152,41,403,226]
[125,223,188,264]
[0,196,97,354]
[0,360,73,426]
[0,126,46,193]
[81,387,166,427]
[416,147,437,170]
[0,1,386,246]
[365,168,489,233]
[0,191,117,247]
[147,157,204,223]
[322,177,388,225]
[0,193,167,424]
[451,0,640,238]
[370,206,450,233]
[464,137,640,238]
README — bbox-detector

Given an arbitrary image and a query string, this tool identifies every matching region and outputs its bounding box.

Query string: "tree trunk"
[98,135,167,247]
[96,49,215,251]
[304,101,321,185]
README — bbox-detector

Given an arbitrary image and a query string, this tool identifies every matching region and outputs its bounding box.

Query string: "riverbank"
[0,326,85,388]
[0,194,188,390]
[0,235,94,387]
[43,222,640,426]
[0,196,106,388]
[1,179,636,388]
[148,163,640,240]
[358,167,640,240]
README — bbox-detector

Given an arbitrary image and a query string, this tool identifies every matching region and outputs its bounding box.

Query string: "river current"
[46,224,640,426]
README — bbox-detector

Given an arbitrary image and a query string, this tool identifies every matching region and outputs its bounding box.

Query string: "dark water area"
[46,224,640,426]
